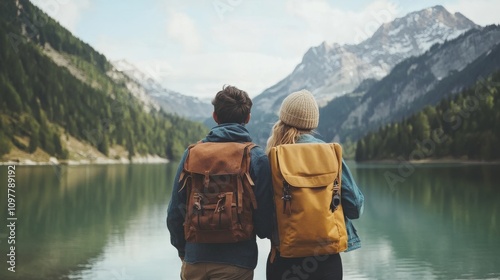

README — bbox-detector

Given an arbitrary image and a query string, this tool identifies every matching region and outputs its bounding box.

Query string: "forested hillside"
[318,25,500,144]
[355,70,500,161]
[0,0,207,162]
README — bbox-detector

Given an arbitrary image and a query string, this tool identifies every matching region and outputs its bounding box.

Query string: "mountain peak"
[367,5,477,54]
[428,5,447,12]
[419,5,477,28]
[111,60,212,121]
[251,5,479,118]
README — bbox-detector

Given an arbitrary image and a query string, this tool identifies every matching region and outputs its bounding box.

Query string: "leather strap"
[269,247,277,263]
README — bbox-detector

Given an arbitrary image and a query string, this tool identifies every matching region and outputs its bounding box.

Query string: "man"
[167,85,274,279]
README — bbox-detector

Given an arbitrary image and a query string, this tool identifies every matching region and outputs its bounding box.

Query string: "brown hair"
[212,85,252,124]
[265,120,311,154]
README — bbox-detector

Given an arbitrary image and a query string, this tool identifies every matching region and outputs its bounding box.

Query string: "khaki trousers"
[181,261,254,280]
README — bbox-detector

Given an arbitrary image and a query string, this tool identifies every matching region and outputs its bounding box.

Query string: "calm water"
[0,162,499,280]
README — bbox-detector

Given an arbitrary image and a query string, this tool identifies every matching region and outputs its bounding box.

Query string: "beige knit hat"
[279,89,319,130]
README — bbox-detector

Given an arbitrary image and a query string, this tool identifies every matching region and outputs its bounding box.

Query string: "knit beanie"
[279,89,319,130]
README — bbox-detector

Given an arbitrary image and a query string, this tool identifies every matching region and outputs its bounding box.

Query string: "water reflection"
[343,163,500,279]
[0,163,499,279]
[0,164,177,280]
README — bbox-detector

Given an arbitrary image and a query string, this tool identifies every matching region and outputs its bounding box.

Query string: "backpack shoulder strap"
[178,143,199,192]
[241,142,258,210]
[331,143,343,211]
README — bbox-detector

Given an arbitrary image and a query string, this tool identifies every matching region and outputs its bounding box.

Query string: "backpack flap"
[276,143,339,188]
[275,143,339,216]
[185,142,245,175]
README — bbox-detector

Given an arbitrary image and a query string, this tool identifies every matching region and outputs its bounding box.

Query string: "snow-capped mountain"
[107,61,160,113]
[317,25,500,142]
[111,60,212,121]
[253,5,478,113]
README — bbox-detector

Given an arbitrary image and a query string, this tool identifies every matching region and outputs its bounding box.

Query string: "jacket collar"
[203,123,253,143]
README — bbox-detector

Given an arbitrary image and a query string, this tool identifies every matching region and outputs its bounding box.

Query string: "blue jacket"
[296,134,364,252]
[166,123,274,269]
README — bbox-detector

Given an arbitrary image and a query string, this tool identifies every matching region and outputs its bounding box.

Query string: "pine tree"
[0,131,11,157]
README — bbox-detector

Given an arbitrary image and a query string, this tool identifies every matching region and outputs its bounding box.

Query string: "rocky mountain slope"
[112,60,212,121]
[246,6,482,145]
[0,0,207,163]
[252,5,477,113]
[318,25,500,142]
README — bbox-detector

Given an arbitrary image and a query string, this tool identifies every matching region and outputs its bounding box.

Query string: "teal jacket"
[296,134,364,252]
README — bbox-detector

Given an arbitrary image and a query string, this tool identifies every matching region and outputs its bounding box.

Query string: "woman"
[266,89,364,280]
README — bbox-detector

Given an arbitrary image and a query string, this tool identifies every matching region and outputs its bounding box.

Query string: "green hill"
[317,26,500,144]
[0,0,207,163]
[355,70,500,161]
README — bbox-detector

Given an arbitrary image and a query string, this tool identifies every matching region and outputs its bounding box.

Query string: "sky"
[31,0,500,99]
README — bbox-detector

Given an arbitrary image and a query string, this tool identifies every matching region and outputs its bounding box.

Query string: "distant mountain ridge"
[0,0,207,163]
[355,68,500,161]
[246,5,481,146]
[112,60,212,121]
[252,5,478,113]
[318,25,500,142]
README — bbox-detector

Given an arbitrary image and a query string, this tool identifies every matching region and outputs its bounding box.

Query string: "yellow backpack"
[269,143,348,258]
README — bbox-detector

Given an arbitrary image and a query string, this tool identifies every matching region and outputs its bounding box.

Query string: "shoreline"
[4,157,500,166]
[0,155,170,166]
[354,158,500,165]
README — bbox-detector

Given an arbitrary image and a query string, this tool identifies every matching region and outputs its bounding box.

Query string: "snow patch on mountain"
[107,64,160,113]
[342,25,500,136]
[110,60,212,121]
[252,5,478,116]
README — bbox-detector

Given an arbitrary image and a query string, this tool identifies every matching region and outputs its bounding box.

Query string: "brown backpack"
[179,142,257,243]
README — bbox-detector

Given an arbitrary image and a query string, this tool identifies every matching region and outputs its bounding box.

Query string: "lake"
[0,162,499,280]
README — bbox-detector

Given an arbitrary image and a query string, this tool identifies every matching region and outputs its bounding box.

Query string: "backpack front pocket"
[189,192,234,231]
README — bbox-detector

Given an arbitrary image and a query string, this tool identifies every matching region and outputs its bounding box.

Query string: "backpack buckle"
[215,193,226,213]
[331,178,341,212]
[193,193,205,215]
[282,181,292,215]
[330,193,341,212]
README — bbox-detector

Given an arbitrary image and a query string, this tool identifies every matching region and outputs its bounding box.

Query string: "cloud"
[210,19,264,53]
[445,0,500,26]
[157,51,298,98]
[35,0,500,101]
[31,0,91,33]
[166,11,202,53]
[285,0,402,44]
[155,1,406,97]
[208,16,321,59]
